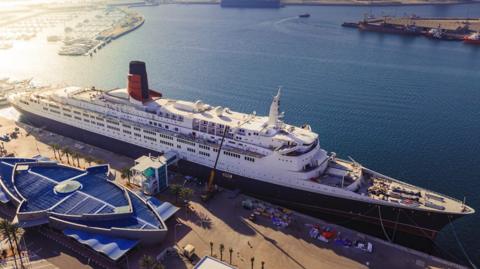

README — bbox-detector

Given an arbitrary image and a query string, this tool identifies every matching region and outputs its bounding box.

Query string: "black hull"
[15,106,462,243]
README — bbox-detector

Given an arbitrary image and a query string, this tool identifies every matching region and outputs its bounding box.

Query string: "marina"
[0,6,145,56]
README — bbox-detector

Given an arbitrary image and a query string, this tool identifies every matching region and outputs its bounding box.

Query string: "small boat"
[463,32,480,45]
[299,13,310,18]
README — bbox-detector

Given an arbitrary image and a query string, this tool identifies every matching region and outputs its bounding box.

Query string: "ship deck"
[317,159,473,214]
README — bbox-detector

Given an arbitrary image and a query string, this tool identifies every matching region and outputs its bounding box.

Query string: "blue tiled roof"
[0,157,167,260]
[75,192,162,230]
[16,170,61,212]
[0,161,19,199]
[0,158,165,231]
[75,173,127,207]
[30,166,84,183]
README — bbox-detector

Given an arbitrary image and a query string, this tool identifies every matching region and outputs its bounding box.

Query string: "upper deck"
[28,86,321,157]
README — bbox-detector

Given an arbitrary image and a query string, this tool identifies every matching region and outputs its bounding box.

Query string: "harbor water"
[0,3,479,265]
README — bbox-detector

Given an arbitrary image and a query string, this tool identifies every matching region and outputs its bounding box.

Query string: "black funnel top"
[129,61,149,100]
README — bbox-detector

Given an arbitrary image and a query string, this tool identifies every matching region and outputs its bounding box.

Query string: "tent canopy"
[63,229,138,261]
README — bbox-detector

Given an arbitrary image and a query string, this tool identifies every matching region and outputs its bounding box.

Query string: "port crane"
[201,125,229,202]
[201,113,256,202]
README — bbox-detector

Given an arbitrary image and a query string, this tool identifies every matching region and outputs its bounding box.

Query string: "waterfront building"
[0,157,178,261]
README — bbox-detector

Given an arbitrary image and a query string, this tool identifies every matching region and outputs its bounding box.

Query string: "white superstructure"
[8,84,471,215]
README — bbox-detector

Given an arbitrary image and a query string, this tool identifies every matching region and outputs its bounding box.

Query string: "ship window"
[144,135,156,142]
[174,127,178,131]
[245,156,255,162]
[74,116,81,120]
[107,125,120,131]
[106,119,119,125]
[199,151,210,157]
[165,125,169,129]
[134,127,141,131]
[123,124,131,128]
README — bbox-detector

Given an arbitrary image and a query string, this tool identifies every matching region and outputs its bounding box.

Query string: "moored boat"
[463,32,480,44]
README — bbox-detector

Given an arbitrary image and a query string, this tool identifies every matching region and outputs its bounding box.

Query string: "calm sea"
[1,3,479,265]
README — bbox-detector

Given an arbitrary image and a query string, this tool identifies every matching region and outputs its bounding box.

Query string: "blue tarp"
[147,197,179,221]
[63,229,138,261]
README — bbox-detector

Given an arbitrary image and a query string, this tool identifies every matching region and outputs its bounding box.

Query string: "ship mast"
[268,87,282,128]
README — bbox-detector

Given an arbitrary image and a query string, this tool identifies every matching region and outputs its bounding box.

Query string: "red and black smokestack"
[128,61,149,102]
[127,61,161,102]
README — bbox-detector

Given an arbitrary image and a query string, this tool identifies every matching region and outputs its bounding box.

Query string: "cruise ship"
[9,61,474,240]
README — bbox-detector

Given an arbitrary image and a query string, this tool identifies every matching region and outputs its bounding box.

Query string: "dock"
[0,108,470,269]
[342,16,480,42]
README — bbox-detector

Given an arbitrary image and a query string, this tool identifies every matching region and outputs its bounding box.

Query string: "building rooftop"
[0,158,174,247]
[193,256,237,269]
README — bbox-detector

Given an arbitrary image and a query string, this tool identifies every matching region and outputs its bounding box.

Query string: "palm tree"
[250,257,255,269]
[70,152,79,167]
[120,167,132,184]
[49,144,58,159]
[0,220,18,269]
[73,152,81,167]
[139,255,164,269]
[229,247,233,264]
[54,144,63,161]
[9,225,24,269]
[170,184,182,204]
[180,187,194,205]
[139,255,155,269]
[62,147,71,165]
[84,156,94,167]
[209,241,214,256]
[219,243,225,261]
